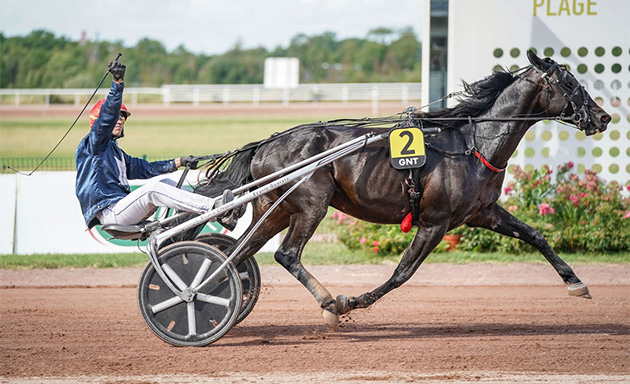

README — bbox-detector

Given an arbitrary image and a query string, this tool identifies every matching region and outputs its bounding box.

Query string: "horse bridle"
[533,62,592,130]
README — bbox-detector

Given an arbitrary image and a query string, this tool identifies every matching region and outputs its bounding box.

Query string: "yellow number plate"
[389,127,426,169]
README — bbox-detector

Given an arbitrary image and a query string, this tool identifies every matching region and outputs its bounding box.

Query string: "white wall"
[449,0,629,183]
[423,0,629,185]
[1,171,279,255]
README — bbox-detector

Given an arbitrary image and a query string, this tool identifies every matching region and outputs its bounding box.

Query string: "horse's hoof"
[568,282,592,299]
[335,295,351,315]
[322,309,340,331]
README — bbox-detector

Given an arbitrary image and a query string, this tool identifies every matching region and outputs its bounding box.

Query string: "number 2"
[399,130,415,155]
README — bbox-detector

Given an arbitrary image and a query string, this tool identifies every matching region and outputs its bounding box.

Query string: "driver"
[75,60,214,229]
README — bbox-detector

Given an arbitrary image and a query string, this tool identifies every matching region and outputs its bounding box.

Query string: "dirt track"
[1,263,629,383]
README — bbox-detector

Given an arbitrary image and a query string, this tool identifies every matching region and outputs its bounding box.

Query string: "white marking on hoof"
[335,295,350,315]
[568,282,592,299]
[322,309,339,331]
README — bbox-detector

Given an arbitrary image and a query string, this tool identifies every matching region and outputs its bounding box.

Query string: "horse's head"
[526,49,611,136]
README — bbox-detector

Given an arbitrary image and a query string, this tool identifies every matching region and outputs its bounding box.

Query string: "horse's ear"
[527,49,554,71]
[527,49,543,67]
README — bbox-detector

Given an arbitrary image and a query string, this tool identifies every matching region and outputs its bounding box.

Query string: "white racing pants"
[97,179,214,226]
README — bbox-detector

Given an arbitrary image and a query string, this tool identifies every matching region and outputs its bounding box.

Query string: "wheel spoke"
[151,295,184,314]
[197,293,231,307]
[162,264,188,290]
[239,271,249,281]
[187,302,197,337]
[191,258,213,289]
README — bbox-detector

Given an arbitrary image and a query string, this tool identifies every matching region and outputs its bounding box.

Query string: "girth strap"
[405,168,424,227]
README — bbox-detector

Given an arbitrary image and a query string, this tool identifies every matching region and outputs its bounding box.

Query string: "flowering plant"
[460,163,630,253]
[330,163,630,255]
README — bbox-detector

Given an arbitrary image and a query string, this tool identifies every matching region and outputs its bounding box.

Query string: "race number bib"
[389,127,426,169]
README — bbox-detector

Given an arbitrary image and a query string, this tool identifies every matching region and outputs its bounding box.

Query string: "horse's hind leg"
[274,206,342,327]
[467,203,591,298]
[230,200,290,267]
[265,176,341,327]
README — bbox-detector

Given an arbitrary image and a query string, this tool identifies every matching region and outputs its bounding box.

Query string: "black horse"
[196,50,611,328]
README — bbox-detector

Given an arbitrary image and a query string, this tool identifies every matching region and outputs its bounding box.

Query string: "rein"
[202,63,589,178]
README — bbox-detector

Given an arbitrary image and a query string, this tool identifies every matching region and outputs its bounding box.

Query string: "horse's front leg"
[336,224,448,314]
[467,203,591,298]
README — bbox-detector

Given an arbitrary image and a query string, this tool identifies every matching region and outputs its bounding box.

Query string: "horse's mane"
[416,71,516,129]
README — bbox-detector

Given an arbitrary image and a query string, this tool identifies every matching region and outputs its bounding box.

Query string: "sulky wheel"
[138,241,242,347]
[195,233,261,324]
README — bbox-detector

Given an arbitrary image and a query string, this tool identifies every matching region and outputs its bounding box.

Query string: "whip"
[4,52,123,176]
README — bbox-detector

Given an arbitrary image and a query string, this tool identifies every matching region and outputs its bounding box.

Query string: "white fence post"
[222,88,230,105]
[253,87,260,105]
[371,86,379,115]
[162,87,170,106]
[402,85,409,106]
[193,87,200,107]
[282,88,290,105]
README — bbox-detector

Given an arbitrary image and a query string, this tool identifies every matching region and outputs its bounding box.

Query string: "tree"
[0,27,421,88]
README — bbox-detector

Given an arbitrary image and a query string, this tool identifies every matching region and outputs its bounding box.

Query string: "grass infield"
[0,115,337,159]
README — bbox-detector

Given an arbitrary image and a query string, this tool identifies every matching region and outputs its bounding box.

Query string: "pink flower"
[623,211,630,220]
[508,205,519,213]
[568,161,574,168]
[372,240,380,246]
[503,185,514,195]
[538,202,555,215]
[372,247,379,253]
[582,220,586,225]
[626,185,630,192]
[359,237,367,244]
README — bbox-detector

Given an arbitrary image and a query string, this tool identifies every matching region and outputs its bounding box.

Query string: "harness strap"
[466,116,506,173]
[402,168,424,232]
[473,150,506,173]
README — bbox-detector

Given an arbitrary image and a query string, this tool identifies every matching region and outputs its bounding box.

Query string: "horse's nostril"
[601,115,611,124]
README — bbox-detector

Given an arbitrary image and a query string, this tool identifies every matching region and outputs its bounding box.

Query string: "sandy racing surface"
[1,263,629,384]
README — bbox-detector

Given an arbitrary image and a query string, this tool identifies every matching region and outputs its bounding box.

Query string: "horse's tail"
[194,144,258,198]
[167,145,257,243]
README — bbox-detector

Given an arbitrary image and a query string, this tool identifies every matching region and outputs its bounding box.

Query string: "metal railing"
[0,83,421,106]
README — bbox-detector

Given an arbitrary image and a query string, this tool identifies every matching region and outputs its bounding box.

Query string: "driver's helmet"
[89,99,131,128]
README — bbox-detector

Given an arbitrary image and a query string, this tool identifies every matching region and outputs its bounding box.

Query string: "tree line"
[0,28,421,89]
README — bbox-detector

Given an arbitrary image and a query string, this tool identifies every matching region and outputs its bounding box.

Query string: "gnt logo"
[88,185,226,247]
[389,127,426,170]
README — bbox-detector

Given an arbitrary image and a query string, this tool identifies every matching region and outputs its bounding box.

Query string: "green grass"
[0,116,334,159]
[1,241,627,270]
[0,253,149,269]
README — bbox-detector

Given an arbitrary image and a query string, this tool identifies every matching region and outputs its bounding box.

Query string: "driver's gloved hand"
[108,61,126,81]
[180,155,199,169]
